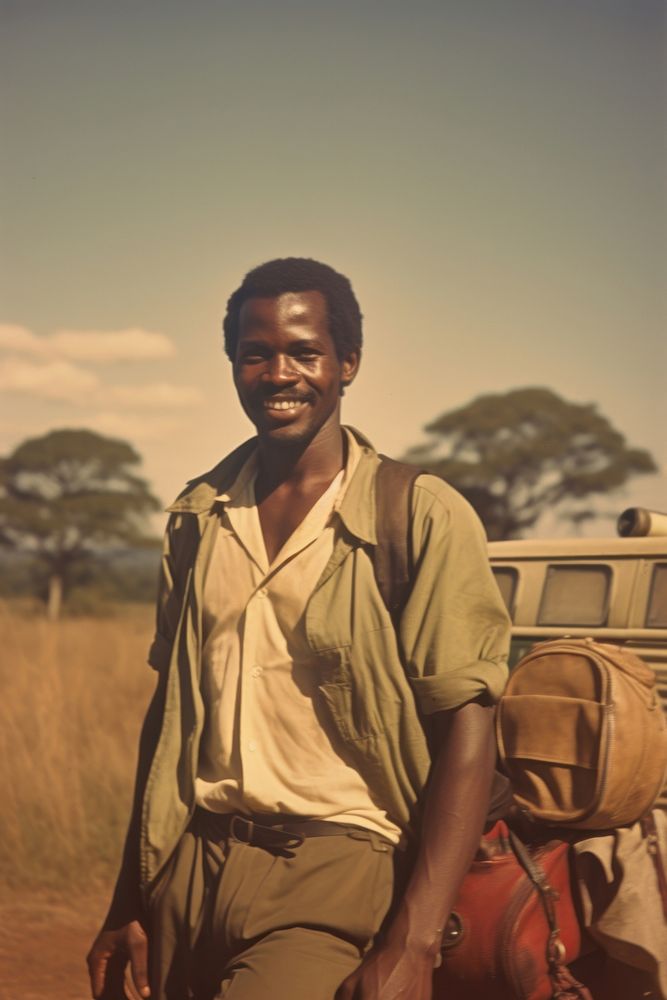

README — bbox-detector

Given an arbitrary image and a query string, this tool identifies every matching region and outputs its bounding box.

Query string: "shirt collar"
[214,449,258,505]
[215,426,365,521]
[165,426,380,546]
[165,438,257,516]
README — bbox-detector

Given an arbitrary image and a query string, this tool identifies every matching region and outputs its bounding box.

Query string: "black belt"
[195,808,388,852]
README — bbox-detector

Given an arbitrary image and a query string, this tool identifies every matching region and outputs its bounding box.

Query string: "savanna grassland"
[0,600,156,1000]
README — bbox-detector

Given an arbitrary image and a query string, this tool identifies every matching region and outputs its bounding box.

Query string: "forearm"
[104,815,144,929]
[89,684,165,1000]
[386,700,496,958]
[103,671,166,930]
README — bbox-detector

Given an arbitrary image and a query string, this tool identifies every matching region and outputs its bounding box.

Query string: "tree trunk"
[47,573,63,621]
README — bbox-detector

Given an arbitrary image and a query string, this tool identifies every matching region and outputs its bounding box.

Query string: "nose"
[263,353,298,385]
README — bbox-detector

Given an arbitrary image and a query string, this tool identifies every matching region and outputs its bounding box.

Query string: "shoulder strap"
[508,831,593,1000]
[372,456,423,622]
[641,812,667,921]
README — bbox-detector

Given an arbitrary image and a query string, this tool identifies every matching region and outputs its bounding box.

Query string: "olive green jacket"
[116,429,510,901]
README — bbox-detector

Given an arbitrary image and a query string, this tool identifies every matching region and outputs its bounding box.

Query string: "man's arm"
[87,519,180,1000]
[336,698,495,1000]
[86,669,167,999]
[338,476,509,1000]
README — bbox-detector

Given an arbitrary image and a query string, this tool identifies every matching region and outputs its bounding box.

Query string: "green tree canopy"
[403,387,658,540]
[0,429,160,618]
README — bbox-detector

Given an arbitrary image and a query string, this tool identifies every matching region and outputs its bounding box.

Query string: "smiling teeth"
[264,400,304,410]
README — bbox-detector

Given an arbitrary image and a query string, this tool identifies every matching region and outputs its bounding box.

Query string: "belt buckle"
[229,814,254,844]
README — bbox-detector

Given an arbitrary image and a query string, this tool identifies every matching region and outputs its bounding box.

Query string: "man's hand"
[335,938,434,1000]
[86,920,150,999]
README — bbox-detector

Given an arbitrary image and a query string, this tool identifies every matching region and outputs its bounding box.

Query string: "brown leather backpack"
[496,638,667,829]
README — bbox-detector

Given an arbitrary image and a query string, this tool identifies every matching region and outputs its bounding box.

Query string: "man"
[87,258,510,1000]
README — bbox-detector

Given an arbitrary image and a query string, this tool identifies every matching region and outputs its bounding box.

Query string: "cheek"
[233,375,257,410]
[233,366,255,391]
[313,360,343,391]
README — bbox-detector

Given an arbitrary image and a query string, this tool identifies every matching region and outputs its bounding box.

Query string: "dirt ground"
[1,891,660,1000]
[0,892,109,1000]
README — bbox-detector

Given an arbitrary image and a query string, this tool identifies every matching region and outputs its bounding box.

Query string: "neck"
[255,419,345,497]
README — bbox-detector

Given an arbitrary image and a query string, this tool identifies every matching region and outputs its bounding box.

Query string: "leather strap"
[509,830,593,1000]
[372,456,423,623]
[195,809,393,851]
[641,811,667,921]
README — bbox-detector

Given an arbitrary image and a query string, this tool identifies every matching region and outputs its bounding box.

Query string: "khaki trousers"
[147,811,396,1000]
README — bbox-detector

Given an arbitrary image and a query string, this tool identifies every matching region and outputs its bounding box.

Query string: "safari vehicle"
[488,507,667,808]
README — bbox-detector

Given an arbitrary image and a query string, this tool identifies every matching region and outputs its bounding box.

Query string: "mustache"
[262,392,313,403]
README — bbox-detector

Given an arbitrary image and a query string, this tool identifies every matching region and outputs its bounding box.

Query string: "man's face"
[233,290,359,446]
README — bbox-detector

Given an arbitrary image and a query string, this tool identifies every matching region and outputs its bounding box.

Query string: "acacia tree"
[0,429,160,619]
[403,387,657,540]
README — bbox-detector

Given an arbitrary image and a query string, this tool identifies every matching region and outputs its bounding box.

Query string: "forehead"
[238,290,329,336]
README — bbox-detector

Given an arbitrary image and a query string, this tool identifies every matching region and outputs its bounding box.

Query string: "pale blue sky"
[1,0,665,532]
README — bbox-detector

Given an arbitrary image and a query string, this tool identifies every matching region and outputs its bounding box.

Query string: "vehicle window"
[537,565,611,626]
[491,567,518,617]
[647,564,667,628]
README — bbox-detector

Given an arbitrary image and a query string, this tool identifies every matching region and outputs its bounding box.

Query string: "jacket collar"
[165,426,380,545]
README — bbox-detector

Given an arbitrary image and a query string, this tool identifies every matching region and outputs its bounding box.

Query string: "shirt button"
[248,741,257,752]
[251,666,263,678]
[258,587,269,598]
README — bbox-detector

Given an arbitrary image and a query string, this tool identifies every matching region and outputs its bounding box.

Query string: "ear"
[340,349,360,389]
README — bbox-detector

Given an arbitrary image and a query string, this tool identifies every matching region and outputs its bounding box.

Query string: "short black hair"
[222,257,363,361]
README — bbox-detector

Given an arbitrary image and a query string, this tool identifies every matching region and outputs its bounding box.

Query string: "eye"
[237,346,269,364]
[293,346,322,361]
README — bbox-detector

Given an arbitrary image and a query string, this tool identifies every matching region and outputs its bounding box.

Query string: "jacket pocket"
[317,678,386,741]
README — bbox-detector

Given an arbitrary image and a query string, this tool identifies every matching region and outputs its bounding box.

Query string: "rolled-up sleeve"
[400,475,510,714]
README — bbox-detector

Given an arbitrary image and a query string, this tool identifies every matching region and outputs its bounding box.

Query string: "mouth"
[262,397,311,414]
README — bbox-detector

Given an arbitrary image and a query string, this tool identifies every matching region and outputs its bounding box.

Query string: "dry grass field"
[0,600,156,1000]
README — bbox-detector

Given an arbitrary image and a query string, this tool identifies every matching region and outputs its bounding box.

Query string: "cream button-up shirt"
[194,430,401,843]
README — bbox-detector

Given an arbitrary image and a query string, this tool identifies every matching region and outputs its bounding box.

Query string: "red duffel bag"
[433,820,591,1000]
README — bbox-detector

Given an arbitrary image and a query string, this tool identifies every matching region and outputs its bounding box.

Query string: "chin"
[255,415,324,448]
[264,424,314,446]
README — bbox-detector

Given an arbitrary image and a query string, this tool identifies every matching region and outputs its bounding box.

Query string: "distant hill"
[0,547,161,608]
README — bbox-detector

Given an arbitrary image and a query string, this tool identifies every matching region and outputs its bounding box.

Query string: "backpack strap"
[372,456,423,623]
[509,831,593,1000]
[641,811,667,921]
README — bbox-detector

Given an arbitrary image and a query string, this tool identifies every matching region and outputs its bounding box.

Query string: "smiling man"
[87,258,510,1000]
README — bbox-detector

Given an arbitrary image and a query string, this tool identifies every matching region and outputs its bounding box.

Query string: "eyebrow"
[236,333,324,350]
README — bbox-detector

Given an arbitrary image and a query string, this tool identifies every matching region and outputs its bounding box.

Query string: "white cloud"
[0,357,100,401]
[0,359,203,410]
[0,322,201,413]
[0,323,176,363]
[52,328,176,362]
[107,383,204,408]
[85,411,187,442]
[0,324,49,356]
